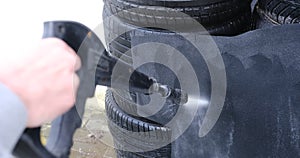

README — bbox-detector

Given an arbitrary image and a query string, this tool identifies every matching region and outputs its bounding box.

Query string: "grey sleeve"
[0,83,27,157]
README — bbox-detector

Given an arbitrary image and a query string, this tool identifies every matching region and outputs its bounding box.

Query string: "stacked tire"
[103,0,253,64]
[105,90,172,157]
[103,1,253,157]
[255,0,300,28]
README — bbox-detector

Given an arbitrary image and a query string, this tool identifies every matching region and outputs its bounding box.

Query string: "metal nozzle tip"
[170,89,188,105]
[150,82,188,105]
[150,83,171,97]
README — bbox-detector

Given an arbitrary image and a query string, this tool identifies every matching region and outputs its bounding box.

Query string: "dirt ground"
[41,86,116,158]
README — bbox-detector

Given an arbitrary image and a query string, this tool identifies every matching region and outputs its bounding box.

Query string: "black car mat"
[130,24,300,158]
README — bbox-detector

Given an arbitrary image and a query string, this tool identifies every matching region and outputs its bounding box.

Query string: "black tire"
[103,4,252,36]
[103,6,252,64]
[105,89,172,158]
[111,89,137,116]
[104,0,251,27]
[252,5,277,29]
[103,5,250,124]
[112,88,180,125]
[257,0,300,25]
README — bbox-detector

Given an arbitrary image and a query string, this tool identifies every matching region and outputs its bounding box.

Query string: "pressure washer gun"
[13,21,187,157]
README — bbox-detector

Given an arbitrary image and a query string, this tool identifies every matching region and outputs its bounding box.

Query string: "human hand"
[0,38,81,127]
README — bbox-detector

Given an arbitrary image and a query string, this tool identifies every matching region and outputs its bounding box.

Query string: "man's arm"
[0,83,27,157]
[0,38,80,156]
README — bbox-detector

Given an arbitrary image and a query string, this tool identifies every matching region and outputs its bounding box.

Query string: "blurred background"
[0,0,104,65]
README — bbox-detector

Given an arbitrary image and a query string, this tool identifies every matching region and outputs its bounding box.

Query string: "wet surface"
[131,25,300,158]
[41,86,116,158]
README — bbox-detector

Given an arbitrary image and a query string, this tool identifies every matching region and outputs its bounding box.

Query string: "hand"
[0,38,81,127]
